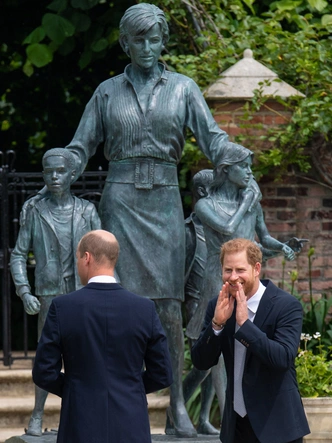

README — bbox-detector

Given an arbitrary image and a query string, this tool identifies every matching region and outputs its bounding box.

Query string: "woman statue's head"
[119,3,169,56]
[211,142,254,189]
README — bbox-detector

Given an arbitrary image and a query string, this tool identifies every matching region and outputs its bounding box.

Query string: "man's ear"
[71,169,76,181]
[254,262,261,277]
[84,251,91,265]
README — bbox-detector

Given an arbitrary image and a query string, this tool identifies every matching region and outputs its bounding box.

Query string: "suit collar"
[227,279,276,335]
[253,279,276,329]
[85,282,122,291]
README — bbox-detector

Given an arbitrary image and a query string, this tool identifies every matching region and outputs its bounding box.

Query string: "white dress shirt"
[88,275,117,284]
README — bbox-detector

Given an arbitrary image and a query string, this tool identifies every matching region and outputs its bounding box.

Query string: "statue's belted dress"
[66,64,228,300]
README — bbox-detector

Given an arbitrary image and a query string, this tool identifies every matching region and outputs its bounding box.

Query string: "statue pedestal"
[5,432,219,443]
[5,431,58,443]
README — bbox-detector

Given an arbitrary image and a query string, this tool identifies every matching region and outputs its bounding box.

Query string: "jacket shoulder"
[73,196,97,211]
[262,279,302,306]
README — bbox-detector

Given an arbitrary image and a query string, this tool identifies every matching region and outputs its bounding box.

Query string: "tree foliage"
[1,0,135,170]
[150,0,332,180]
[1,0,332,180]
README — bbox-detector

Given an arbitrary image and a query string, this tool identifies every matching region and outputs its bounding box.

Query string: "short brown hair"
[220,238,262,267]
[78,231,119,266]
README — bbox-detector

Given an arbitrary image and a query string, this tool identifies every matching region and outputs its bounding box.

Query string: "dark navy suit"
[191,279,310,443]
[33,282,173,443]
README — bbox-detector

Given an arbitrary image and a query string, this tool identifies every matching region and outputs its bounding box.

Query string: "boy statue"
[10,148,101,436]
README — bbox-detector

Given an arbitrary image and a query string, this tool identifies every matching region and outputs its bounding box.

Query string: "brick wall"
[205,98,332,299]
[259,174,332,300]
[210,99,293,149]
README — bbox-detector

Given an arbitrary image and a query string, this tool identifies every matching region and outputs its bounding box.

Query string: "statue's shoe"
[197,419,220,435]
[26,416,43,436]
[164,408,176,435]
[164,406,197,438]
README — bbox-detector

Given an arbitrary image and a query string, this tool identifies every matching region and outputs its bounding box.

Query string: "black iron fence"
[0,149,107,366]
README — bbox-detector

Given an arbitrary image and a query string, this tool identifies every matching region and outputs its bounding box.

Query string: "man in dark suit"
[191,238,310,443]
[32,229,173,443]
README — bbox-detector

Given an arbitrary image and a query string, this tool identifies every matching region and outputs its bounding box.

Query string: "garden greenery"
[1,0,332,183]
[150,0,332,182]
[296,333,332,397]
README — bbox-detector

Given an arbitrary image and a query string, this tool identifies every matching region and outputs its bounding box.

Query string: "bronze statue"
[10,148,101,436]
[62,4,248,438]
[181,169,220,435]
[20,4,261,437]
[186,141,305,341]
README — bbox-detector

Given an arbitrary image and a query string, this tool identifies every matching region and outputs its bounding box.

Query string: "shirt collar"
[123,62,168,84]
[247,281,265,318]
[88,275,117,284]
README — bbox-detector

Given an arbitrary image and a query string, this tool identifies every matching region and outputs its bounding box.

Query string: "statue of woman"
[22,5,259,437]
[62,3,244,438]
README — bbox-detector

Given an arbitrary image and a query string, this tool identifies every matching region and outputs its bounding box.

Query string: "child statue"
[10,148,101,436]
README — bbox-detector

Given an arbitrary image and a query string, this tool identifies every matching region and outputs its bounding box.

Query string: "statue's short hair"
[192,169,213,200]
[42,148,75,171]
[192,169,213,190]
[220,238,262,267]
[119,3,169,55]
[78,231,119,267]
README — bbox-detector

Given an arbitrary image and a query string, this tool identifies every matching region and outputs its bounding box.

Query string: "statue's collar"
[123,62,168,84]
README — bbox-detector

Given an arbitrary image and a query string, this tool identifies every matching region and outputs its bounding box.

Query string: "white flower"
[313,332,321,339]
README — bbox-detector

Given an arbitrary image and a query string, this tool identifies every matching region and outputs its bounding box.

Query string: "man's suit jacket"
[33,283,173,443]
[191,279,310,443]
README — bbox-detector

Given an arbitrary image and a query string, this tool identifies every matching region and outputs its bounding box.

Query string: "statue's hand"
[282,244,295,261]
[22,294,40,315]
[246,177,262,212]
[20,187,48,225]
[285,237,309,253]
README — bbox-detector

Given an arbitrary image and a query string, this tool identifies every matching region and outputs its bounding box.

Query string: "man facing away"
[32,230,173,443]
[191,238,310,443]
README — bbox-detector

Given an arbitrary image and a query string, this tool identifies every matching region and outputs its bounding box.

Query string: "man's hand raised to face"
[233,282,249,326]
[213,282,235,328]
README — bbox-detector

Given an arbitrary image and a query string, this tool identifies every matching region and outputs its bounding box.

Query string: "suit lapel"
[253,281,275,329]
[226,308,237,358]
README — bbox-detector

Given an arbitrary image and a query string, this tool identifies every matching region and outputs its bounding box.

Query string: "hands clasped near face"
[213,281,249,328]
